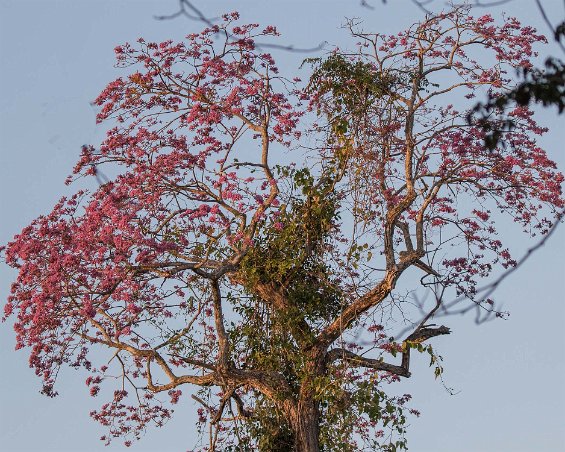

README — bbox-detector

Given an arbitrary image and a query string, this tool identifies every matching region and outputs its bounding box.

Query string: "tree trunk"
[291,398,320,452]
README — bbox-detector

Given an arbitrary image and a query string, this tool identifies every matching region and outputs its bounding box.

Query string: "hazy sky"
[1,1,564,451]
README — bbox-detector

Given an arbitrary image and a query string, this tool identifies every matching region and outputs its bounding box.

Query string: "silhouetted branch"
[452,209,564,309]
[156,0,326,53]
[393,0,514,14]
[535,0,565,53]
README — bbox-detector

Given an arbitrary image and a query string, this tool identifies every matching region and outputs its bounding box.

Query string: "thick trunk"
[291,398,320,452]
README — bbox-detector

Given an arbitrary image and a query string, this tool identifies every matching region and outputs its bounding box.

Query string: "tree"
[2,6,562,451]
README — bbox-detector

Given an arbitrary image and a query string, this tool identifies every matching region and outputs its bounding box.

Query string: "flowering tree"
[2,7,563,451]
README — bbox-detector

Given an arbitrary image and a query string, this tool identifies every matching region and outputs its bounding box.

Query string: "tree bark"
[291,398,320,452]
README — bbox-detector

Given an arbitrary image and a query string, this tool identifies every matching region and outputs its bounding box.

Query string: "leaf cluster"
[316,373,410,451]
[239,166,342,323]
[305,54,396,138]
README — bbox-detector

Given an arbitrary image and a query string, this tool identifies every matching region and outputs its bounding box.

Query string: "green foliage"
[239,166,343,323]
[232,133,416,449]
[227,297,300,449]
[305,53,397,143]
[245,399,295,452]
[404,342,444,379]
[232,166,344,395]
[306,53,394,118]
[231,299,300,386]
[316,371,410,451]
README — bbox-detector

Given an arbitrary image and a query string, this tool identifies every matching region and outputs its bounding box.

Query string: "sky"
[0,1,564,451]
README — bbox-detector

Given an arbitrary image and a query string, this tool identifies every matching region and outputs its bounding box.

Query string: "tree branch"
[327,324,450,378]
[252,281,314,348]
[211,279,230,368]
[317,270,399,347]
[326,348,411,377]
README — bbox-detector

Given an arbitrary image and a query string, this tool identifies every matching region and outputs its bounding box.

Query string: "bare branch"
[327,348,411,377]
[156,0,326,53]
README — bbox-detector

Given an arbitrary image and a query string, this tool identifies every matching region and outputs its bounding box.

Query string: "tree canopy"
[2,6,563,451]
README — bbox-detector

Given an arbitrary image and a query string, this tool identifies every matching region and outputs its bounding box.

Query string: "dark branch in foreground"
[156,0,326,53]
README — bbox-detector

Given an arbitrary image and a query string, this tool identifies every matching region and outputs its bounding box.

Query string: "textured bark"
[289,348,326,451]
[291,398,320,452]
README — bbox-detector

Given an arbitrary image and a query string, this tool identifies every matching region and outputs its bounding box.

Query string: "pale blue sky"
[1,1,564,451]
